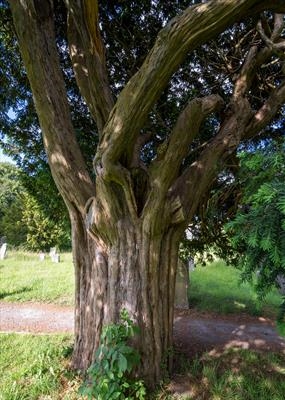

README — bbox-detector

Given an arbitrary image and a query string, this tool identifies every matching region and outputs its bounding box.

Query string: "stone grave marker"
[52,253,60,263]
[0,243,7,260]
[276,274,285,295]
[49,247,57,257]
[175,259,190,309]
[49,247,60,263]
[187,256,195,272]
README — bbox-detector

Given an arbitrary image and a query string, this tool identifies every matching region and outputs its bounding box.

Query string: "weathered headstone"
[0,243,7,260]
[187,256,195,272]
[276,274,285,295]
[50,247,60,263]
[52,253,60,263]
[49,247,57,258]
[175,259,190,309]
[39,252,45,261]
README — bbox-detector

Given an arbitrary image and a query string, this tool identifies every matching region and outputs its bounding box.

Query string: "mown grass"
[188,260,281,318]
[1,253,284,399]
[0,333,79,400]
[165,348,285,400]
[1,333,285,400]
[0,250,74,305]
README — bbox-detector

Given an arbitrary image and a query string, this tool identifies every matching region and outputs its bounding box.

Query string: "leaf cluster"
[0,162,70,250]
[80,309,146,400]
[225,139,285,300]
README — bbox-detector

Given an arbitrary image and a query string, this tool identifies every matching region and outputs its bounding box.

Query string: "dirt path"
[1,302,285,357]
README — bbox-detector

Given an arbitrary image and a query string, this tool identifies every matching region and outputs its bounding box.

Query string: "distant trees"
[0,162,26,245]
[0,162,71,250]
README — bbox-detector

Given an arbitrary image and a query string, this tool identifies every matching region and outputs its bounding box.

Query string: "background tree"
[0,162,26,245]
[3,0,285,387]
[0,162,71,250]
[225,138,285,321]
[21,190,71,252]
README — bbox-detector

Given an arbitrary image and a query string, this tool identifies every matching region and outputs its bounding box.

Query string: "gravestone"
[49,247,57,258]
[276,274,285,295]
[49,247,60,263]
[188,256,195,272]
[52,253,60,263]
[175,259,190,309]
[0,243,7,260]
[39,252,45,261]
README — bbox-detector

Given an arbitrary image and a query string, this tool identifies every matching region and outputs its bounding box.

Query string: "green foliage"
[0,162,20,212]
[225,139,285,300]
[0,162,27,245]
[0,161,71,250]
[21,191,70,251]
[80,309,146,400]
[0,195,27,245]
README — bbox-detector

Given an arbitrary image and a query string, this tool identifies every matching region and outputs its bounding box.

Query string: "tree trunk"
[70,197,181,387]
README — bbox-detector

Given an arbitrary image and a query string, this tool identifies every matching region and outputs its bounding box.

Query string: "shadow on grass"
[0,287,32,300]
[188,292,261,316]
[169,349,285,400]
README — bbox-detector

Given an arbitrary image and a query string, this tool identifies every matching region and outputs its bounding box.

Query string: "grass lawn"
[170,348,285,400]
[1,333,285,400]
[0,333,79,400]
[1,252,285,399]
[189,260,282,318]
[0,251,74,305]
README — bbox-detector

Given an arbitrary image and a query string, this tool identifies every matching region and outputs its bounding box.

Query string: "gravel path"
[1,302,285,356]
[0,302,74,334]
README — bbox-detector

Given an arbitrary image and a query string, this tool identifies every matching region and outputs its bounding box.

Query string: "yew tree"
[7,0,285,386]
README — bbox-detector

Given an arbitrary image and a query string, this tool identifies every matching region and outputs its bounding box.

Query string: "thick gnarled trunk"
[71,199,181,385]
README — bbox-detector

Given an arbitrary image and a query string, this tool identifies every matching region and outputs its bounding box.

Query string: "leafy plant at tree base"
[225,139,285,323]
[79,309,146,400]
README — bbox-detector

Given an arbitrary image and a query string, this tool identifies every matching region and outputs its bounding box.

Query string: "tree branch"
[150,95,224,194]
[96,0,285,175]
[8,0,95,213]
[65,0,114,135]
[168,12,285,225]
[244,79,285,139]
[257,13,285,59]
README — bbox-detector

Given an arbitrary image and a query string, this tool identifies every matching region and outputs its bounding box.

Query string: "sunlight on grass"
[0,250,74,305]
[0,333,79,400]
[166,349,285,400]
[189,260,281,318]
[0,254,284,399]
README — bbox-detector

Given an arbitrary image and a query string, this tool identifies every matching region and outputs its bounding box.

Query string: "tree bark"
[70,192,181,386]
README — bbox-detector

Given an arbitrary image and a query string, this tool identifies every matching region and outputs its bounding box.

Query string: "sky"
[0,148,14,164]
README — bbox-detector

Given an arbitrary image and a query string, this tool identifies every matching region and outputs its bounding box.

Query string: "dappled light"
[174,311,285,359]
[167,348,285,399]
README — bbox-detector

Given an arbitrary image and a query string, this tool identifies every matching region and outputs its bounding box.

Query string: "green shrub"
[80,309,146,400]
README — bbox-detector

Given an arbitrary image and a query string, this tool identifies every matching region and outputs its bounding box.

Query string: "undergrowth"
[80,309,146,400]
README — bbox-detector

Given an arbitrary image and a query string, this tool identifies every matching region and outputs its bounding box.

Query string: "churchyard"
[1,251,285,399]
